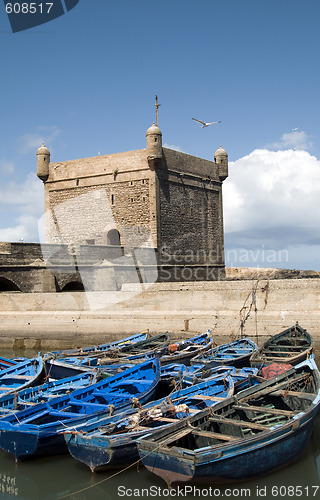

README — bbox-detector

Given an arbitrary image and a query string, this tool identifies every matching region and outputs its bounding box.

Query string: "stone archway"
[0,277,21,292]
[61,281,85,292]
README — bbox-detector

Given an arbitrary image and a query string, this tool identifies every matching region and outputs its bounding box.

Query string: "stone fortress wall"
[0,277,319,351]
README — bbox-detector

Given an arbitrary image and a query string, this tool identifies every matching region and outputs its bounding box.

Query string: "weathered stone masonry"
[0,121,229,293]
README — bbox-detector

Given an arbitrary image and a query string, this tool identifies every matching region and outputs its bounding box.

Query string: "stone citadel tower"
[37,115,228,283]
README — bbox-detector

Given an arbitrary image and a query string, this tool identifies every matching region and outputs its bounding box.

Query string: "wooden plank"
[191,395,226,401]
[261,349,303,355]
[239,373,310,402]
[233,404,297,416]
[153,417,178,423]
[160,427,192,445]
[265,346,308,351]
[269,390,317,401]
[190,428,238,441]
[273,336,308,342]
[209,415,270,431]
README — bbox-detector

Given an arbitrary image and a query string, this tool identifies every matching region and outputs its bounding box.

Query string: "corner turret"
[214,145,228,181]
[37,143,50,182]
[146,123,162,169]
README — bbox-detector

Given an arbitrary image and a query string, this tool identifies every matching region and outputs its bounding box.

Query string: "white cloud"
[0,173,43,242]
[223,148,320,269]
[265,130,313,151]
[163,142,184,152]
[17,126,61,155]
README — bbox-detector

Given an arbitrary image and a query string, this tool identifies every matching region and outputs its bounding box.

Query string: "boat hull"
[0,359,160,462]
[250,324,314,368]
[191,338,257,369]
[139,408,319,486]
[68,433,139,472]
[65,375,235,472]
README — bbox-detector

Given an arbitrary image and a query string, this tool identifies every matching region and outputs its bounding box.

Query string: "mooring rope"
[56,445,160,499]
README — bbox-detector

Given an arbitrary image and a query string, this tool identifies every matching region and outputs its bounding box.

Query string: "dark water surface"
[0,349,319,500]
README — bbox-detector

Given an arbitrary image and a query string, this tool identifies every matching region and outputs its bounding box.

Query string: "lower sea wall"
[0,278,319,350]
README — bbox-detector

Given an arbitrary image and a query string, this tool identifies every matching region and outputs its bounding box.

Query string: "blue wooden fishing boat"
[191,337,257,368]
[44,333,169,378]
[0,359,160,462]
[0,356,17,370]
[0,371,99,415]
[49,330,151,358]
[65,372,235,472]
[96,331,213,367]
[0,355,44,396]
[182,364,259,391]
[49,332,170,372]
[44,356,103,380]
[137,356,320,487]
[250,323,314,368]
[155,331,213,366]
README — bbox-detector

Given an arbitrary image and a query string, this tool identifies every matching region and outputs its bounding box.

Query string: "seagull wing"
[207,121,221,125]
[192,118,206,126]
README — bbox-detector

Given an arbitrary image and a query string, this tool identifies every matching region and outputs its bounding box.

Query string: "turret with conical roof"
[37,143,50,182]
[146,122,162,169]
[214,145,228,181]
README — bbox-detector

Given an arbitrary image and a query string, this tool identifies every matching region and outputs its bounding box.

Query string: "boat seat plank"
[161,427,192,445]
[261,349,304,355]
[191,395,225,401]
[233,404,298,416]
[153,417,178,423]
[240,373,310,401]
[273,336,308,342]
[264,344,307,352]
[49,410,85,418]
[189,427,238,441]
[209,415,270,431]
[259,355,296,360]
[17,409,50,424]
[269,390,317,400]
[1,375,34,380]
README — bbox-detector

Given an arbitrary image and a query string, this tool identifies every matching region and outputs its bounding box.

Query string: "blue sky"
[0,0,320,270]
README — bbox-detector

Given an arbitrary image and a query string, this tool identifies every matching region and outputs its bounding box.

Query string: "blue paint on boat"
[0,355,44,396]
[0,371,99,414]
[65,373,235,471]
[191,338,257,368]
[137,356,320,487]
[0,359,160,461]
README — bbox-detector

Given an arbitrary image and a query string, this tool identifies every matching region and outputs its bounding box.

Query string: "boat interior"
[154,366,318,451]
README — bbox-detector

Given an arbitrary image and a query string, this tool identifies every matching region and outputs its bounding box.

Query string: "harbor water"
[0,348,319,500]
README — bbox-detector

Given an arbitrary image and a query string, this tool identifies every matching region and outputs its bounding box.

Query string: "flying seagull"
[291,127,300,132]
[192,118,221,128]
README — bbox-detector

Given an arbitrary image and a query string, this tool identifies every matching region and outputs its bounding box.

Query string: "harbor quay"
[0,277,319,352]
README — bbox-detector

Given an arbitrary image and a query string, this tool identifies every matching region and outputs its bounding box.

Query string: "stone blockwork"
[46,156,152,247]
[37,125,228,285]
[0,123,229,295]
